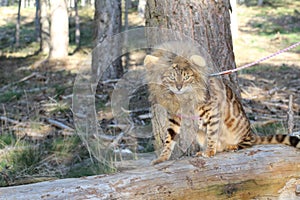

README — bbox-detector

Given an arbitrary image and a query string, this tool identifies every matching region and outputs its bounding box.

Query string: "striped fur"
[145,42,300,165]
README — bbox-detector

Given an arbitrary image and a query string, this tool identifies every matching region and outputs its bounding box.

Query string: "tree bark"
[49,0,69,60]
[0,146,299,199]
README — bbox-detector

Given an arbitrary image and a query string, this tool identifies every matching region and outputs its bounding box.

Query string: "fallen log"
[0,145,299,200]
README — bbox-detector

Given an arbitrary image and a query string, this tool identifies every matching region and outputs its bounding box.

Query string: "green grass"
[9,145,43,173]
[239,63,296,75]
[0,133,17,149]
[239,0,300,54]
[238,65,272,74]
[0,138,44,186]
[66,161,116,178]
[51,136,81,154]
[0,90,23,103]
[0,134,115,186]
[243,0,299,8]
[252,122,286,136]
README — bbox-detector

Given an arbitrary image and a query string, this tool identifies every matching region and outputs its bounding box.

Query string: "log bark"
[0,145,299,200]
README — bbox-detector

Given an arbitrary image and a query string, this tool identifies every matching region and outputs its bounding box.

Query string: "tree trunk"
[14,0,21,48]
[0,146,299,199]
[74,0,80,49]
[1,0,8,6]
[40,0,50,54]
[81,0,85,7]
[258,0,264,6]
[138,0,146,18]
[93,0,123,80]
[49,0,69,60]
[35,0,41,43]
[145,0,240,158]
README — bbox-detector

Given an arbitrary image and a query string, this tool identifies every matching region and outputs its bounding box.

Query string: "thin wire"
[210,41,300,77]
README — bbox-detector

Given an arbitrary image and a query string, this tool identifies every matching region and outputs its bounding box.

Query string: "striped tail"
[239,133,300,149]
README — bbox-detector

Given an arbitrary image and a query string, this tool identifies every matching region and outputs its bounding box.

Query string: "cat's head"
[144,54,207,94]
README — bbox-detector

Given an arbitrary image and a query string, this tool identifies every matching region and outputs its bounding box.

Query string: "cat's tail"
[238,132,300,149]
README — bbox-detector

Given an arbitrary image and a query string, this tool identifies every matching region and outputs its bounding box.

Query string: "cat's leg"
[151,115,181,165]
[196,104,221,157]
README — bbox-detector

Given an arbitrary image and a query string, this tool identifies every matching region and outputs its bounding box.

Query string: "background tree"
[35,0,41,44]
[49,0,69,60]
[145,0,240,157]
[1,0,8,6]
[74,0,80,49]
[93,0,123,80]
[40,0,50,54]
[14,0,21,48]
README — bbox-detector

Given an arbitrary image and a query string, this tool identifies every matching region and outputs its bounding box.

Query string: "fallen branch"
[0,116,20,125]
[100,79,120,85]
[251,119,279,127]
[45,118,73,131]
[262,101,289,111]
[0,145,299,199]
[0,72,38,92]
[14,87,48,93]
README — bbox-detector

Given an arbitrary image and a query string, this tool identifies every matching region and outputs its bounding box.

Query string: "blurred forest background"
[0,0,299,187]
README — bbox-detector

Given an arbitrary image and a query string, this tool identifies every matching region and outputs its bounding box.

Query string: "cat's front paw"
[226,144,239,151]
[151,157,168,165]
[196,148,216,158]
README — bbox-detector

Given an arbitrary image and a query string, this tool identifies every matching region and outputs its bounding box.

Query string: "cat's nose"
[176,84,182,90]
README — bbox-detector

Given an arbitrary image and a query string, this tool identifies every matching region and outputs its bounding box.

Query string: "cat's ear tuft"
[144,55,159,68]
[190,55,206,67]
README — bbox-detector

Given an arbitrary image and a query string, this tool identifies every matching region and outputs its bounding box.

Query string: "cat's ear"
[190,55,206,67]
[144,55,159,68]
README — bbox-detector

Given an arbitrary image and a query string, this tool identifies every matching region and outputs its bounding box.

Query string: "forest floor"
[0,0,299,186]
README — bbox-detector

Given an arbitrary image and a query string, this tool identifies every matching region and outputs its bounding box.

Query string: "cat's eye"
[184,75,190,80]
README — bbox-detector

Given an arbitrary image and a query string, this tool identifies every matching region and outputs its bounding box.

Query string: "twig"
[251,119,279,127]
[261,101,289,110]
[138,113,152,119]
[0,72,38,92]
[110,132,124,148]
[100,79,120,84]
[45,118,74,131]
[287,95,294,134]
[107,124,128,129]
[61,94,73,100]
[14,87,48,93]
[0,116,20,125]
[98,134,116,141]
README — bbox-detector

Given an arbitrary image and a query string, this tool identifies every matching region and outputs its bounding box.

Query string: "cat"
[144,41,300,165]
